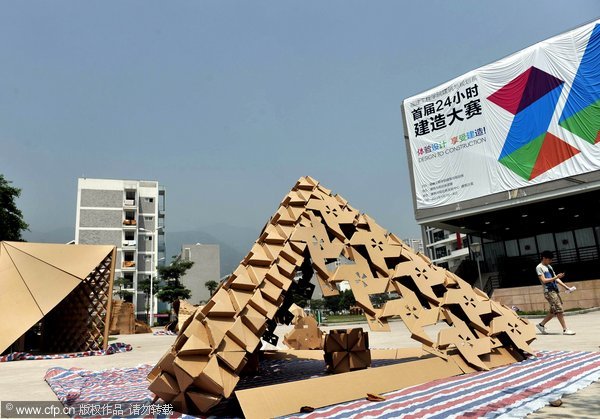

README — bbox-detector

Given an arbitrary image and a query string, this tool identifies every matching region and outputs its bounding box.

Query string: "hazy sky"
[1,1,598,243]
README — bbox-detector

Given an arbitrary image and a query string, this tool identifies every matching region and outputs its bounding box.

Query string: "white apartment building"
[424,227,469,272]
[75,178,166,320]
[402,238,424,255]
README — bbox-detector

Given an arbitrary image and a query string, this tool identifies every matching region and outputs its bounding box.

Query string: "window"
[518,237,537,255]
[145,236,152,241]
[433,230,446,242]
[144,216,153,221]
[435,247,448,259]
[184,248,191,260]
[123,273,134,288]
[145,255,152,261]
[144,197,154,203]
[536,233,555,252]
[505,240,519,257]
[124,231,135,240]
[574,228,596,247]
[555,231,575,250]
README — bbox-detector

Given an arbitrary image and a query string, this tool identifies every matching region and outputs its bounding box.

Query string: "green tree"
[113,277,133,301]
[204,280,219,297]
[156,259,193,305]
[291,293,307,308]
[339,290,356,310]
[0,174,29,241]
[324,290,356,313]
[324,293,342,313]
[309,299,325,310]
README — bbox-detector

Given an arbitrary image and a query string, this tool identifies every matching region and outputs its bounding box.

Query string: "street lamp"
[139,226,164,326]
[470,242,484,292]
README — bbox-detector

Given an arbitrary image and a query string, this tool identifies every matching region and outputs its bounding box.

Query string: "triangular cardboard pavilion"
[0,242,116,354]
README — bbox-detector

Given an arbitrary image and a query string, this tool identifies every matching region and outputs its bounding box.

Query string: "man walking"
[535,250,576,335]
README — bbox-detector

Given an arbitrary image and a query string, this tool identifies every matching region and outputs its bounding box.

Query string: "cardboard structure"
[0,242,116,354]
[109,301,135,335]
[109,301,154,334]
[135,320,153,334]
[177,300,200,332]
[323,328,371,373]
[148,177,535,416]
[282,304,323,350]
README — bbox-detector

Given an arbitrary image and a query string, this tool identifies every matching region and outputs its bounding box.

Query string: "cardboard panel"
[235,357,464,419]
[0,247,45,354]
[5,245,82,315]
[4,241,113,280]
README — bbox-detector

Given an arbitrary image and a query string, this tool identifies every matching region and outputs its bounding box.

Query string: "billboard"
[403,19,600,210]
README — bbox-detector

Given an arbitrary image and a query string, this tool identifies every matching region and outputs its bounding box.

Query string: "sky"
[1,1,598,248]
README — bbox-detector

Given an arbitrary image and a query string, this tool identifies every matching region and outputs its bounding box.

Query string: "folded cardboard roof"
[0,241,116,354]
[148,177,536,417]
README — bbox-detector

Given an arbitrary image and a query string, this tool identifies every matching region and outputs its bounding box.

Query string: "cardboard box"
[323,328,371,373]
[283,315,323,350]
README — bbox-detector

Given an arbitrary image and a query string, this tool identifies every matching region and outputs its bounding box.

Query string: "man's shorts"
[544,290,564,314]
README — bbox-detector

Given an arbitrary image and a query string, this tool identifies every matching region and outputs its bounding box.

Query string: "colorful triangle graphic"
[530,132,580,180]
[499,132,546,180]
[487,67,564,115]
[488,68,532,115]
[559,99,600,145]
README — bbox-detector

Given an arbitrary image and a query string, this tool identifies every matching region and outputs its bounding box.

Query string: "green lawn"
[517,307,586,316]
[323,314,366,324]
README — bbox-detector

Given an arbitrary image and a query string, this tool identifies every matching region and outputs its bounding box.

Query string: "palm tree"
[205,280,219,297]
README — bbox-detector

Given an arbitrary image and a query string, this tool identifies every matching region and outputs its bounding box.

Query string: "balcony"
[123,219,137,228]
[122,260,136,269]
[123,199,137,208]
[122,240,137,248]
[427,233,466,248]
[432,246,470,264]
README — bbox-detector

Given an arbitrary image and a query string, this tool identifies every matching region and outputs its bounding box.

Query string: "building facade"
[402,21,600,292]
[75,178,166,319]
[402,237,425,255]
[178,244,220,305]
[423,228,469,272]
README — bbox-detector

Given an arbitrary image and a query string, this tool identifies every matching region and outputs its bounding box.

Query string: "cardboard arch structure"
[149,177,535,414]
[0,242,116,355]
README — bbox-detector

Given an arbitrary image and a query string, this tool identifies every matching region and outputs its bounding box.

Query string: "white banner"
[404,19,600,209]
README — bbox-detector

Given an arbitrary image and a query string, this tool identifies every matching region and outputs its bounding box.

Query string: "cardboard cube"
[323,328,371,373]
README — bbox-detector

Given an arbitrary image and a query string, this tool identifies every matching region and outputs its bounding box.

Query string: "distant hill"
[166,223,261,277]
[23,227,75,244]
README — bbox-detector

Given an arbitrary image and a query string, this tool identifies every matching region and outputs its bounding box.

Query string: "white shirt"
[536,263,558,292]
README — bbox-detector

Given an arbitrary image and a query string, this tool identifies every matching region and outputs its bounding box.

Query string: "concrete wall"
[138,216,155,231]
[139,198,156,214]
[138,254,153,271]
[138,236,153,252]
[79,209,122,228]
[80,189,123,208]
[180,244,220,305]
[78,229,122,246]
[493,279,600,311]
